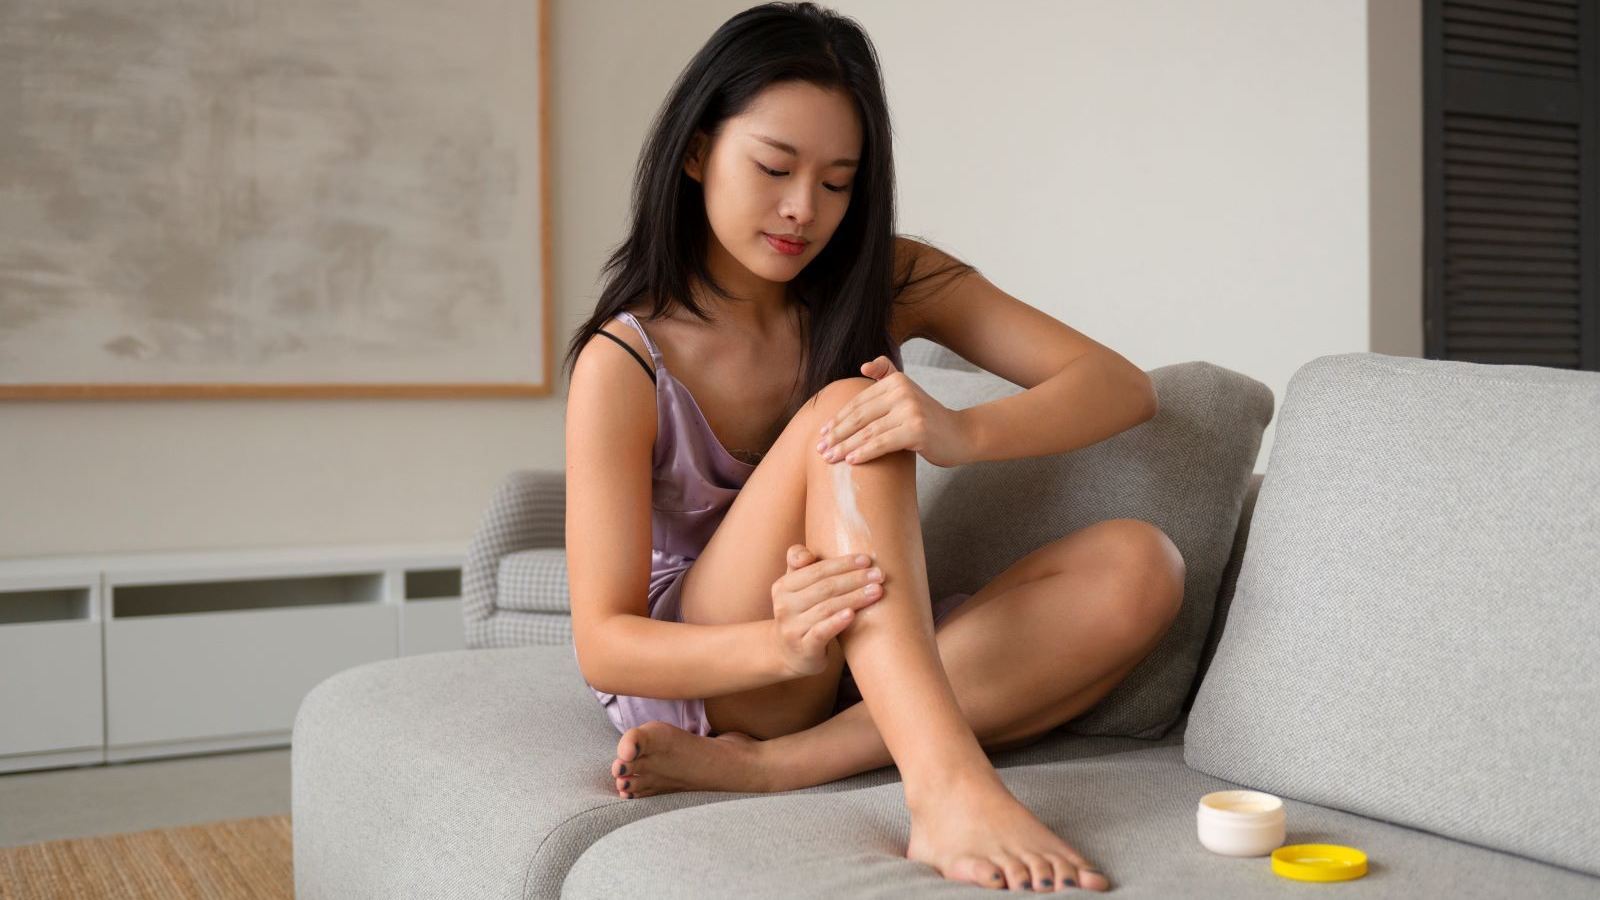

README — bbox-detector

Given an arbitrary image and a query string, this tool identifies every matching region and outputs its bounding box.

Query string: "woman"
[562,3,1185,892]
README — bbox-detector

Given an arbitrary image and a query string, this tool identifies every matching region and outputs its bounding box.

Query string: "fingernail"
[855,555,869,565]
[816,440,827,452]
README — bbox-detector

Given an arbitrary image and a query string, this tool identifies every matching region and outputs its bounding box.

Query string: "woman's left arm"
[817,239,1158,467]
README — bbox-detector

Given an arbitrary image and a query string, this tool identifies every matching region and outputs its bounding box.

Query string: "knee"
[1098,519,1186,644]
[808,377,875,416]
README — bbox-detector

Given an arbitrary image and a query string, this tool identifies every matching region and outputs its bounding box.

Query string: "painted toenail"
[1020,882,1030,889]
[1040,879,1052,888]
[624,791,633,799]
[1061,877,1075,887]
[617,763,627,774]
[622,780,630,789]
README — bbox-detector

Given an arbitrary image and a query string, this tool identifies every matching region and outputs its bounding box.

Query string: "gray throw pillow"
[1184,352,1600,876]
[907,359,1273,739]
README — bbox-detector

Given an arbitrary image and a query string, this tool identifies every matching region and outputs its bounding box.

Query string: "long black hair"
[561,1,975,405]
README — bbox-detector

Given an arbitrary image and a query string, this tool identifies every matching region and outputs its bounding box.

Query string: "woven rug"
[0,814,291,899]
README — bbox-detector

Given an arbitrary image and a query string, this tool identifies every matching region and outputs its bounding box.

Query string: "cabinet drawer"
[106,603,397,748]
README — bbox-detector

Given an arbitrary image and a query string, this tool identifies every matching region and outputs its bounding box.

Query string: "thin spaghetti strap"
[593,330,656,384]
[614,311,665,368]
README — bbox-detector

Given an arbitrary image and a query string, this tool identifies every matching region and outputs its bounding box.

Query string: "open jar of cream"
[1197,790,1286,857]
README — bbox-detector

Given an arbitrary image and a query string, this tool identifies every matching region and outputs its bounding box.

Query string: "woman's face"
[684,81,862,287]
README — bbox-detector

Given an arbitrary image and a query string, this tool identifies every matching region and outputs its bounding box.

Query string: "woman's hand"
[816,356,973,468]
[771,545,885,678]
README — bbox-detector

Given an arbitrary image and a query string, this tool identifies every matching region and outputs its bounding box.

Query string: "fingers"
[801,605,855,652]
[797,580,883,632]
[777,549,873,593]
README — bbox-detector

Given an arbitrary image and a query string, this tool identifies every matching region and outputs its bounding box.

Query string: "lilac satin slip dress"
[579,309,972,737]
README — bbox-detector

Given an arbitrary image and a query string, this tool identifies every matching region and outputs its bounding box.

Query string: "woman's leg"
[619,376,1179,891]
[794,408,1123,893]
[617,517,1184,794]
[667,378,879,739]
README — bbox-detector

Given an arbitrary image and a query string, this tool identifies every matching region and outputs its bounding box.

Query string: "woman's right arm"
[565,321,787,699]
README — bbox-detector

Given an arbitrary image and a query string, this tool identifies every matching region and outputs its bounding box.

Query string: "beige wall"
[1369,0,1425,358]
[1,0,1419,558]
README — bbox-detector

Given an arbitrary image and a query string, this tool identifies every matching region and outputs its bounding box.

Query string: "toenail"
[624,791,633,799]
[1020,882,1030,890]
[1061,877,1075,887]
[622,780,630,789]
[1040,879,1052,888]
[617,763,627,775]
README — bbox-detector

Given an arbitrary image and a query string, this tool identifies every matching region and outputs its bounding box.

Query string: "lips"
[764,233,807,256]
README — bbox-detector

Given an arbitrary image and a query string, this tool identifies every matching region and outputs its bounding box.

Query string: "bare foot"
[610,720,769,798]
[905,771,1112,893]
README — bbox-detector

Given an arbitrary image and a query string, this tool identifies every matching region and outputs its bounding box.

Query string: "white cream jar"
[1197,790,1286,857]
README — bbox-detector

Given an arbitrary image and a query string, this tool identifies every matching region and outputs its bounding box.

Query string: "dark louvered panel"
[1442,113,1583,366]
[1426,0,1595,370]
[1444,0,1580,80]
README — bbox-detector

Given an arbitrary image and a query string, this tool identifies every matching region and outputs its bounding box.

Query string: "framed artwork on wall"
[0,0,553,398]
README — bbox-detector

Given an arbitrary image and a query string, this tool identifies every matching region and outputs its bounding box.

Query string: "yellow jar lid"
[1271,844,1369,882]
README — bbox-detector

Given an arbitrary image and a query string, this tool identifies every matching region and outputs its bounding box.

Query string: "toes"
[944,855,1005,890]
[1045,856,1072,892]
[1073,865,1110,891]
[997,857,1031,891]
[616,728,644,763]
[1018,852,1051,892]
[1055,847,1109,891]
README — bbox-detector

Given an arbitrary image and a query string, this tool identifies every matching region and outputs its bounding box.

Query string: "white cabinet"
[0,565,104,774]
[0,543,466,773]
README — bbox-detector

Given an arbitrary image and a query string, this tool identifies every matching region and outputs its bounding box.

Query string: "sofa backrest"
[1182,471,1264,715]
[904,342,1272,739]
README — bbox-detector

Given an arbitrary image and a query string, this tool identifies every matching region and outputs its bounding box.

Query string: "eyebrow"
[751,134,859,169]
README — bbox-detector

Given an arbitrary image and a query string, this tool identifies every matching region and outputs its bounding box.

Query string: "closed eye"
[756,162,851,194]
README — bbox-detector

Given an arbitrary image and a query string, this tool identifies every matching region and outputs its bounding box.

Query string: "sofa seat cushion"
[1184,352,1600,876]
[291,645,1179,899]
[563,744,1600,899]
[293,645,727,898]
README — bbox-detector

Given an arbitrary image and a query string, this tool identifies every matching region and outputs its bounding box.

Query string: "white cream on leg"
[830,459,875,555]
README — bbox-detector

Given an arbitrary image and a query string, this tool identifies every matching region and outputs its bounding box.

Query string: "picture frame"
[0,0,553,399]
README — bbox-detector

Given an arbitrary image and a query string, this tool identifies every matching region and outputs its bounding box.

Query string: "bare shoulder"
[565,313,658,630]
[568,315,657,455]
[592,306,656,370]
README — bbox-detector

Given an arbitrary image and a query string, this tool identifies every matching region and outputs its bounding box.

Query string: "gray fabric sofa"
[292,341,1600,898]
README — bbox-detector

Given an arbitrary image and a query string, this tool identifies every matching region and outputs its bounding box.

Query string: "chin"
[749,255,804,282]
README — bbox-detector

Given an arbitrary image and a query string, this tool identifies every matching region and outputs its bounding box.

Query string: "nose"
[779,183,817,231]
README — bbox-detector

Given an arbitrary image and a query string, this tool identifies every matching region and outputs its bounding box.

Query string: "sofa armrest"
[462,468,565,647]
